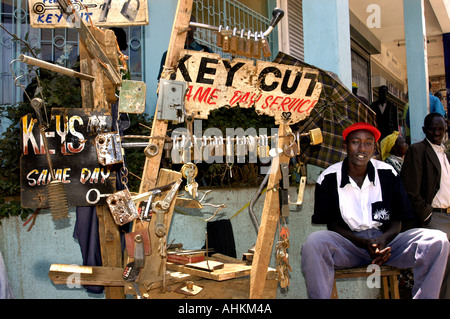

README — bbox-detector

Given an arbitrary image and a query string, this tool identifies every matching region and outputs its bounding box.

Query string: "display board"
[175,50,323,125]
[28,0,149,28]
[20,108,117,208]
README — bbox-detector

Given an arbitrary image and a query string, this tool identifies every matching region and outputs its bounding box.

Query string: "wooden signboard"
[28,0,149,28]
[20,108,117,208]
[175,50,323,125]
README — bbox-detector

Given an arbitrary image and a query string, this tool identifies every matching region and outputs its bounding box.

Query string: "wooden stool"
[331,265,401,299]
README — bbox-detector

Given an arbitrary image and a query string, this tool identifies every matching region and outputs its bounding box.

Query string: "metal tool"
[19,55,94,82]
[31,98,69,221]
[123,261,143,299]
[152,178,183,237]
[189,7,285,39]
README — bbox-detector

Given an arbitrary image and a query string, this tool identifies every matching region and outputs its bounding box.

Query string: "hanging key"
[181,163,198,198]
[260,31,272,58]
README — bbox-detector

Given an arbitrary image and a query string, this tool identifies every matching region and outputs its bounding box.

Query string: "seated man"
[301,122,449,299]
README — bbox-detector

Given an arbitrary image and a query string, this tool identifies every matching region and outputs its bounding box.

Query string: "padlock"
[260,31,272,58]
[222,27,232,52]
[244,30,253,58]
[309,128,323,145]
[106,189,139,226]
[252,32,261,59]
[215,25,223,47]
[237,29,246,56]
[230,27,238,54]
[120,0,140,22]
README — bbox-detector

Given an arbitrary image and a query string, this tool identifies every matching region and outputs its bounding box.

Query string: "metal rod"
[19,54,95,82]
[189,7,284,38]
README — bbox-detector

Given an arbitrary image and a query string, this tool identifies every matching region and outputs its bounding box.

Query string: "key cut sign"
[175,50,323,125]
[20,108,117,208]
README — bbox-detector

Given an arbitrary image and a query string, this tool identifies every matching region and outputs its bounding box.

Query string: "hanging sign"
[28,0,149,28]
[20,108,117,208]
[175,50,323,125]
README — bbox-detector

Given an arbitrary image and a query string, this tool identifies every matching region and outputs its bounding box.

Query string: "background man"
[401,112,450,298]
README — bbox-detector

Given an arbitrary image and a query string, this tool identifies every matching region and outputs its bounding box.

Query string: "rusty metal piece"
[106,189,139,226]
[118,80,146,114]
[95,132,123,166]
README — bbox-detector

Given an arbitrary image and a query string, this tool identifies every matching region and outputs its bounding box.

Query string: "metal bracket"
[95,132,123,166]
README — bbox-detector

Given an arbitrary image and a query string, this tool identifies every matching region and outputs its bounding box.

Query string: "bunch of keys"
[276,226,292,289]
[181,163,198,198]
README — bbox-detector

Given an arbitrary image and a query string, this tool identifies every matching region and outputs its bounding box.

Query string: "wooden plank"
[49,265,125,286]
[96,204,124,298]
[249,124,290,299]
[145,277,278,299]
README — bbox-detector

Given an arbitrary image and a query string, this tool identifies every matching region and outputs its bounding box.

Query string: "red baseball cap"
[342,122,381,142]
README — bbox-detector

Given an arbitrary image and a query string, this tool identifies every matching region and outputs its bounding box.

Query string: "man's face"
[345,130,376,168]
[423,116,447,145]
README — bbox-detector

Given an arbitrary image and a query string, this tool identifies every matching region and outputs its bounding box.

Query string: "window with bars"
[1,0,143,105]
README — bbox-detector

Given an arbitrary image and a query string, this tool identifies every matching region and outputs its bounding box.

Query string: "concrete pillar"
[403,0,429,143]
[443,33,450,117]
[302,0,352,89]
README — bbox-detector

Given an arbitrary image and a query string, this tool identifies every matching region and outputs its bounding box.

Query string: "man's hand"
[366,242,391,265]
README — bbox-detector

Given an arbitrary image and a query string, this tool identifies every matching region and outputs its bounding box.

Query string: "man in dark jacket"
[401,112,450,298]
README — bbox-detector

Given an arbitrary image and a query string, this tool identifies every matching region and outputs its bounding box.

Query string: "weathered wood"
[249,124,290,299]
[146,276,278,299]
[128,0,193,287]
[79,26,123,298]
[125,169,182,296]
[96,204,124,299]
[167,262,277,282]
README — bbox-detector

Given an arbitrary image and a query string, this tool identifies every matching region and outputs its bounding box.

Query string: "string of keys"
[215,26,271,58]
[181,163,198,199]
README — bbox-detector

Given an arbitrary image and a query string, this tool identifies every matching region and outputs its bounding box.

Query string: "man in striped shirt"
[301,122,449,299]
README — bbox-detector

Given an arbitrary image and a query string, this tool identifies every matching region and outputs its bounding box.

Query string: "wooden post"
[249,124,290,299]
[128,0,193,286]
[79,27,123,299]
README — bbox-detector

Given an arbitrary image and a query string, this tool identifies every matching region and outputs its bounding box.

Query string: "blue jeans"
[301,228,449,299]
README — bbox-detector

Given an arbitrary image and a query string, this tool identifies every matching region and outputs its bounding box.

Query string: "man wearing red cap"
[301,122,449,299]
